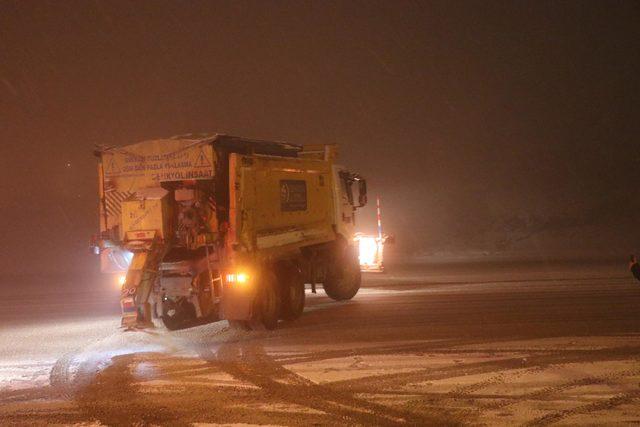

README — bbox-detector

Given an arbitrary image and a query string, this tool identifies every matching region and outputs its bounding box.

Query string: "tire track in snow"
[525,389,640,426]
[331,345,640,392]
[482,363,640,411]
[195,339,455,426]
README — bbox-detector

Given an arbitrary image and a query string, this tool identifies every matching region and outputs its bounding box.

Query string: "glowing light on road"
[117,274,126,287]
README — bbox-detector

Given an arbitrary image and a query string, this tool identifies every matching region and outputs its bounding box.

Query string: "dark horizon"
[1,0,639,274]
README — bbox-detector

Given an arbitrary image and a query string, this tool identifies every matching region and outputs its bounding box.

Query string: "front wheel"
[323,247,361,301]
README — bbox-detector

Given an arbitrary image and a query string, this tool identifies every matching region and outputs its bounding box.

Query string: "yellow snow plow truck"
[93,134,367,330]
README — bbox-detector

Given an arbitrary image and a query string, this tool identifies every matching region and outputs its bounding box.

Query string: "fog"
[1,1,639,275]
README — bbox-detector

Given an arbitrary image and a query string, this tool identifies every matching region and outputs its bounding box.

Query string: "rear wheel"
[247,270,280,330]
[324,246,361,301]
[278,264,305,320]
[161,297,196,331]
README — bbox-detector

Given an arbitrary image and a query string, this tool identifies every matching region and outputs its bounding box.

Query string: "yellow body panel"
[120,189,173,241]
[231,154,336,258]
[103,138,215,191]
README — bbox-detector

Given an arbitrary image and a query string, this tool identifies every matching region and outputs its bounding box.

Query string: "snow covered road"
[1,260,640,425]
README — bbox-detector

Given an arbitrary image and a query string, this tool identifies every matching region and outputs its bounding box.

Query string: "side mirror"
[357,179,367,207]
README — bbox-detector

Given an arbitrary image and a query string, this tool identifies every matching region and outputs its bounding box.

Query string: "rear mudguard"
[220,281,255,321]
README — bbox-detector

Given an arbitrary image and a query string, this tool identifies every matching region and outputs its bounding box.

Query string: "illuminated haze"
[1,1,639,274]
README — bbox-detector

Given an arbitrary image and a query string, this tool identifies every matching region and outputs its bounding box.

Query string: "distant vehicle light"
[355,234,385,272]
[358,236,379,266]
[354,195,387,272]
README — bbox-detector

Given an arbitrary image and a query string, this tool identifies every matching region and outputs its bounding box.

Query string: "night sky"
[1,1,639,274]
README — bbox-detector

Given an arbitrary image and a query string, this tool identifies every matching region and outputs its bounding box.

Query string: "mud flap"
[120,296,138,327]
[121,299,154,329]
[220,281,255,321]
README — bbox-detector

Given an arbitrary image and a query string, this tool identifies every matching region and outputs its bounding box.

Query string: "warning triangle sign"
[105,155,120,175]
[193,147,212,168]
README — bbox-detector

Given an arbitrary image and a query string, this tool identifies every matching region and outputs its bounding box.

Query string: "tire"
[324,247,361,301]
[161,297,196,331]
[278,264,305,321]
[248,270,280,330]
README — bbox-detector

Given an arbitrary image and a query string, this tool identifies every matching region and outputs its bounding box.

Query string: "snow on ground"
[1,260,639,425]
